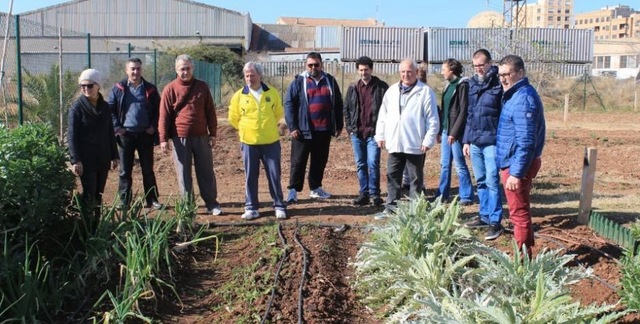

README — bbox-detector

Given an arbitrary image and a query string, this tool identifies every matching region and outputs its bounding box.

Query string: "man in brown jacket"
[158,54,221,215]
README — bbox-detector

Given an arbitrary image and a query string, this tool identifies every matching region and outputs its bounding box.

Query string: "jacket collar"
[241,82,270,94]
[503,77,530,99]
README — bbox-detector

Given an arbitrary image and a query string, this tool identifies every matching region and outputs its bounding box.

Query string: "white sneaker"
[275,209,287,219]
[208,206,222,216]
[310,187,331,199]
[241,210,260,220]
[286,189,298,203]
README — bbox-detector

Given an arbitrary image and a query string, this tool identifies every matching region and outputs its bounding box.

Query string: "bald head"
[399,59,418,86]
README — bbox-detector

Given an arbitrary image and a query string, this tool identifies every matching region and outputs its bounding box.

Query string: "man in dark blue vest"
[108,57,163,210]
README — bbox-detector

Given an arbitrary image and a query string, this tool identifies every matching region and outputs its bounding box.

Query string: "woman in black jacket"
[68,69,118,213]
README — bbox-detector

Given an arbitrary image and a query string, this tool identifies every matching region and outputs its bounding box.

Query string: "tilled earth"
[99,111,640,322]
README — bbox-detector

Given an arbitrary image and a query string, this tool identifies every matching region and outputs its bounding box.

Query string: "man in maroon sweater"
[158,54,222,215]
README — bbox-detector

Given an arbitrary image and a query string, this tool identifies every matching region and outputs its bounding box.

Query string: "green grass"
[211,225,282,322]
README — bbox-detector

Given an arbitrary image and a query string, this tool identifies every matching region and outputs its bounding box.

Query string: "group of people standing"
[67,48,545,255]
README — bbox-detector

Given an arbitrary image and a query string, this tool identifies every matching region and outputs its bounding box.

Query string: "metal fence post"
[15,15,23,125]
[153,49,157,86]
[86,33,91,68]
[128,43,132,57]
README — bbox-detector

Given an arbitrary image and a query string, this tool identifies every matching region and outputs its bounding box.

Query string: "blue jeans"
[350,134,381,197]
[435,130,474,202]
[242,142,285,211]
[470,144,502,225]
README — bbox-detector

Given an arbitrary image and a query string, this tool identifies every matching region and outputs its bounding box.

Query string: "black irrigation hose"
[293,223,310,324]
[206,221,364,231]
[534,232,619,292]
[261,223,289,324]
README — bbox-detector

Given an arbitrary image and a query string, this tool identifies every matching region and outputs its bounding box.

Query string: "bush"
[0,123,75,240]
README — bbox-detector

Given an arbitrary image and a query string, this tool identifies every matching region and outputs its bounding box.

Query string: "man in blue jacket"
[496,54,546,257]
[108,57,163,210]
[284,52,343,203]
[463,49,504,240]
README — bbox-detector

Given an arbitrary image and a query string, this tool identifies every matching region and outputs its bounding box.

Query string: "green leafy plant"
[351,197,473,312]
[0,123,75,242]
[620,250,640,311]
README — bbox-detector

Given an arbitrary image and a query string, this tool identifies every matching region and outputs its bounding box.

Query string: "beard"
[476,74,485,83]
[310,69,321,78]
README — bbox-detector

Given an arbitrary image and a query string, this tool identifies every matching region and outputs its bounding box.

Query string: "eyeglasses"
[80,83,95,89]
[472,62,488,68]
[307,63,320,68]
[498,71,519,78]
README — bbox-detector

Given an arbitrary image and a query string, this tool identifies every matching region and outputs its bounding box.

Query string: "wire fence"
[0,15,222,137]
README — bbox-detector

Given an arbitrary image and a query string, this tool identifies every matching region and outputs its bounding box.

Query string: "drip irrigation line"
[535,233,619,292]
[261,223,288,324]
[294,222,309,324]
[535,232,622,265]
[205,221,366,231]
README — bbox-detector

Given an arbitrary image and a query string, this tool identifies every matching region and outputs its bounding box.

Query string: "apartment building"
[526,0,574,28]
[574,5,639,40]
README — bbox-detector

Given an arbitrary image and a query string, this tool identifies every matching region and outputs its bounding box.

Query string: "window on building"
[594,26,600,31]
[548,16,554,21]
[538,8,542,13]
[564,24,570,28]
[612,34,617,38]
[589,18,593,23]
[596,18,599,23]
[620,56,628,68]
[565,9,570,14]
[557,17,562,21]
[613,25,617,30]
[606,17,610,21]
[537,16,541,21]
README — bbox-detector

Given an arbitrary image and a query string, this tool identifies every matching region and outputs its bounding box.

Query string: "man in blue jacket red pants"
[496,54,546,257]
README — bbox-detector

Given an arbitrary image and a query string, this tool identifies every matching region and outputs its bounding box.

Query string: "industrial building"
[18,0,253,52]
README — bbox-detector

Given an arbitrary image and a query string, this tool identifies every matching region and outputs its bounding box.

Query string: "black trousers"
[80,167,109,217]
[288,131,331,192]
[117,131,159,205]
[386,152,425,207]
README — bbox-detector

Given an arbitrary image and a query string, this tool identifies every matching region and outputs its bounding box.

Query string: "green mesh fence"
[0,15,222,136]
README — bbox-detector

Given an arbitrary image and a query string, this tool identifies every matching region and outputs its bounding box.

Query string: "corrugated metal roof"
[18,0,251,49]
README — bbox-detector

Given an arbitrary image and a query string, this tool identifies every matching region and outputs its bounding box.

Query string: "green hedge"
[0,123,75,240]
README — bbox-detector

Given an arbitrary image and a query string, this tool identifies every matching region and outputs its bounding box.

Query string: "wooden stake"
[564,94,569,126]
[578,147,597,225]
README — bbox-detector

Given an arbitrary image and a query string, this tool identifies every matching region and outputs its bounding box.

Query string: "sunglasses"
[80,83,95,89]
[307,63,320,68]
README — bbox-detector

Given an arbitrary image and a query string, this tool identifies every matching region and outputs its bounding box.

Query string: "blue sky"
[8,0,627,28]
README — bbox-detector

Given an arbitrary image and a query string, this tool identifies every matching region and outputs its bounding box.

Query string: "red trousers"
[500,157,542,256]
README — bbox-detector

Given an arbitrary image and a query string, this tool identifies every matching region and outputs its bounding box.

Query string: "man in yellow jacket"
[229,62,286,220]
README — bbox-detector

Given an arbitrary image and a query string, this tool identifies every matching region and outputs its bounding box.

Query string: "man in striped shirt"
[284,52,344,204]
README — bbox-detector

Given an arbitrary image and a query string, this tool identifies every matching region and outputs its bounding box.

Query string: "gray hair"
[243,61,264,77]
[175,54,193,65]
[399,58,418,71]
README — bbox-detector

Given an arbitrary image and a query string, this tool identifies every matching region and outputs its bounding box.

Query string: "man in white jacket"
[375,59,440,215]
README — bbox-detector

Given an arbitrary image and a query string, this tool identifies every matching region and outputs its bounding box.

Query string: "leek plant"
[620,250,640,310]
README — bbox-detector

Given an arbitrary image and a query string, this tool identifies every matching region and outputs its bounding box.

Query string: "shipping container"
[315,26,341,49]
[427,28,593,64]
[341,26,425,62]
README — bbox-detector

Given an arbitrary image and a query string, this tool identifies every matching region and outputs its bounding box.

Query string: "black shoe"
[372,196,384,207]
[147,201,164,210]
[352,194,370,206]
[459,199,474,206]
[465,218,490,229]
[485,224,504,241]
